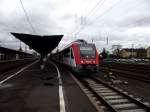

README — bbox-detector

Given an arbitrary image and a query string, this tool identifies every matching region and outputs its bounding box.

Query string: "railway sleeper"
[95,90,114,93]
[99,92,118,96]
[98,93,118,98]
[107,99,130,104]
[112,103,139,110]
[90,85,105,88]
[104,95,124,100]
[89,83,103,86]
[92,86,108,89]
[119,108,146,112]
[93,87,109,90]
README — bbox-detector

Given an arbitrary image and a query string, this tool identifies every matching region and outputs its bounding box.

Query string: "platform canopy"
[11,33,63,56]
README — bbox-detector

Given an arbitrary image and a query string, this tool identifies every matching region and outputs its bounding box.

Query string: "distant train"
[52,39,99,72]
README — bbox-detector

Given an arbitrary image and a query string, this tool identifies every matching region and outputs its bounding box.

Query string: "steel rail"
[70,71,150,112]
[92,76,150,111]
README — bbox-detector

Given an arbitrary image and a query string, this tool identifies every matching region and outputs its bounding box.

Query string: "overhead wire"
[91,0,121,24]
[74,0,106,36]
[89,0,147,28]
[86,0,104,18]
[75,0,122,36]
[19,0,37,34]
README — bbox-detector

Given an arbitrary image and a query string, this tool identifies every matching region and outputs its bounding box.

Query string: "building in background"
[147,47,150,59]
[119,48,147,58]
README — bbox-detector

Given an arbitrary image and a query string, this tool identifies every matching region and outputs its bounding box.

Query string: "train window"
[64,48,70,57]
[71,49,74,58]
[80,47,93,51]
[79,45,96,58]
[64,53,70,57]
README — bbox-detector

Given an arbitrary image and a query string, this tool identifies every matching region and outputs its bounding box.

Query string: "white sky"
[0,0,150,52]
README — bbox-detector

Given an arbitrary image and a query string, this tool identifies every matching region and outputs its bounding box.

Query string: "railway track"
[71,74,150,112]
[100,62,150,75]
[99,67,150,83]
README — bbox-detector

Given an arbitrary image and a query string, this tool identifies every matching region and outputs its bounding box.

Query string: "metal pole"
[25,45,27,53]
[107,37,108,45]
[132,44,134,58]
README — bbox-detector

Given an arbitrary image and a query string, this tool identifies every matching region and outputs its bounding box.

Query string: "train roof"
[57,39,95,53]
[73,39,88,44]
[62,39,88,50]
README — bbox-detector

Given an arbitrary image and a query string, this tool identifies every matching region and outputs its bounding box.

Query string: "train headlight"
[93,61,95,63]
[81,61,83,63]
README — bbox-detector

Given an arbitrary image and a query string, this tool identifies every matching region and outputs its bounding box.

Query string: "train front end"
[76,44,99,72]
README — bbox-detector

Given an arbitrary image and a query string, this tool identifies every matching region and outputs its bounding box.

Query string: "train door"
[70,48,76,67]
[63,48,70,65]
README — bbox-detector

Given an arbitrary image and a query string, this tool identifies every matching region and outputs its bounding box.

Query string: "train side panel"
[61,44,77,68]
[69,46,76,67]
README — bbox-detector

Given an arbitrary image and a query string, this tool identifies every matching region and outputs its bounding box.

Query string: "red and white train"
[52,39,99,72]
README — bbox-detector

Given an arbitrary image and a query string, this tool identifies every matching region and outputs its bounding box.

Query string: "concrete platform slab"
[0,61,59,112]
[57,66,97,112]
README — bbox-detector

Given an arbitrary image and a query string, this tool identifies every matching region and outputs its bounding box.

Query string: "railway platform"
[0,60,97,112]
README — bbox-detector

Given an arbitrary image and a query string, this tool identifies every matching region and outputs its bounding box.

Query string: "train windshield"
[79,45,95,58]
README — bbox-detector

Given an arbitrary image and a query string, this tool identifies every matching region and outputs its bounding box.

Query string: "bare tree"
[101,48,108,59]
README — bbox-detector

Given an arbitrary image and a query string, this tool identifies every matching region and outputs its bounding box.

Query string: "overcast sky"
[0,0,150,52]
